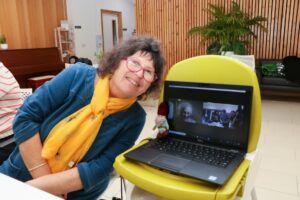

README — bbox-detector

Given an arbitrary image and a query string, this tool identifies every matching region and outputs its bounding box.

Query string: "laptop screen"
[164,81,253,151]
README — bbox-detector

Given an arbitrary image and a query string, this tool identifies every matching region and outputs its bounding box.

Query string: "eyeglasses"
[124,57,157,82]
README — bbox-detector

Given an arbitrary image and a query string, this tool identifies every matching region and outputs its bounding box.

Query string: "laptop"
[125,80,253,186]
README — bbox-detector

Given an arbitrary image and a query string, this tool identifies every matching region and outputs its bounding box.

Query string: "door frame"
[100,9,123,53]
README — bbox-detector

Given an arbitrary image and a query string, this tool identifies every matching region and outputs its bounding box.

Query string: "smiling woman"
[109,52,155,98]
[0,36,166,200]
[99,36,166,99]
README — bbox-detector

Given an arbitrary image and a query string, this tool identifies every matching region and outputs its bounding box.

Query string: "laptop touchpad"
[150,154,190,172]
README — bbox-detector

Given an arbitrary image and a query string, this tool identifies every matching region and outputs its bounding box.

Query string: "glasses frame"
[124,57,157,82]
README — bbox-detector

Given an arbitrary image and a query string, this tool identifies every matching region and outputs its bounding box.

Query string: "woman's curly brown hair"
[97,36,166,99]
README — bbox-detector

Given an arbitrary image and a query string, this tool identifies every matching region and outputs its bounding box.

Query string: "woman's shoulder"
[127,102,146,119]
[112,101,146,121]
[134,101,146,112]
[65,63,96,75]
[63,63,97,87]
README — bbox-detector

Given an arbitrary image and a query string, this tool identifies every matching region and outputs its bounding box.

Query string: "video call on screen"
[167,100,245,129]
[164,81,252,149]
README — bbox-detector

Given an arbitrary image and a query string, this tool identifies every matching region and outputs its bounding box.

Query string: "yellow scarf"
[42,76,136,173]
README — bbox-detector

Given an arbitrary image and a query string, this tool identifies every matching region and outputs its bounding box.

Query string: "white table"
[0,173,62,200]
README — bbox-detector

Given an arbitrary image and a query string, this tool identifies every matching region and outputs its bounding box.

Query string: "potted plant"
[188,1,267,55]
[0,34,8,49]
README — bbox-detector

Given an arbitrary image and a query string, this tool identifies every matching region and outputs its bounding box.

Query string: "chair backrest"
[162,55,261,153]
[20,88,33,101]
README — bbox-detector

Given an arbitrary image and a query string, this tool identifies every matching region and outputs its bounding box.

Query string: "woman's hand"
[25,167,82,196]
[26,179,66,199]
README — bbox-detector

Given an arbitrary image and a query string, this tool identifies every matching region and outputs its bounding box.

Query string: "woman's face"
[109,51,155,98]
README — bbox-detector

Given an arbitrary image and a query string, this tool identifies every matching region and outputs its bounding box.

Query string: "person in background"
[75,57,93,66]
[0,62,22,164]
[0,36,166,200]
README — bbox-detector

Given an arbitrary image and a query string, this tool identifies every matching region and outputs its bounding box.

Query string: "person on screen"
[178,102,196,123]
[229,106,243,128]
[220,110,230,128]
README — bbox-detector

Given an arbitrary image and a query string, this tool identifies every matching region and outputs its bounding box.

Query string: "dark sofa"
[255,59,300,98]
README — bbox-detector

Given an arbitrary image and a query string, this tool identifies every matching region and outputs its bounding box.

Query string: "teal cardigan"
[0,63,146,200]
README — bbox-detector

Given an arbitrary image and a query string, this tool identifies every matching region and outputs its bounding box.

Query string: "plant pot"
[221,51,234,56]
[0,43,8,49]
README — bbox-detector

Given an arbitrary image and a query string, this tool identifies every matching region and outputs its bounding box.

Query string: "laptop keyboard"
[149,139,238,168]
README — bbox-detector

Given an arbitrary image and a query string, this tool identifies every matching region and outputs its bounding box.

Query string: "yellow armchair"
[114,55,262,200]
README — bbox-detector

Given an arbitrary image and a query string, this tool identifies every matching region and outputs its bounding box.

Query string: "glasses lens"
[126,58,157,82]
[127,59,141,72]
[144,71,156,82]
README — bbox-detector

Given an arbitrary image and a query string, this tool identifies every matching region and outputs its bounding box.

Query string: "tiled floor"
[98,99,300,200]
[254,99,300,200]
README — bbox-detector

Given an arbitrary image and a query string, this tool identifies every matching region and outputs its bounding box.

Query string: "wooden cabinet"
[0,48,64,88]
[54,27,74,62]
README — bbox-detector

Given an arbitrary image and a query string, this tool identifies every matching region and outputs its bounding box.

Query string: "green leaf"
[188,0,267,54]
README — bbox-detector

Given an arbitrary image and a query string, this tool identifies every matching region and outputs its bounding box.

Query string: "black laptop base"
[124,138,245,186]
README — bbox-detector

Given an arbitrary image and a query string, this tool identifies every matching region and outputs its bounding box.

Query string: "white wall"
[66,0,135,64]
